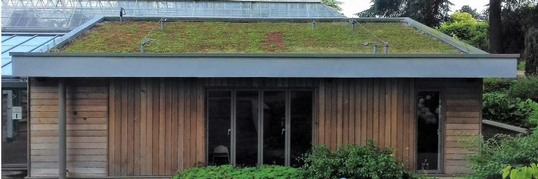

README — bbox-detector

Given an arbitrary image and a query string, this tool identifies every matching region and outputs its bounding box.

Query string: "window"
[207,90,313,167]
[416,91,442,171]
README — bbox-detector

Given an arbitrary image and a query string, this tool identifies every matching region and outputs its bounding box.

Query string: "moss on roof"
[62,21,461,54]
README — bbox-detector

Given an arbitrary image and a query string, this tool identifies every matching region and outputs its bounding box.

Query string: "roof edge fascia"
[11,52,519,59]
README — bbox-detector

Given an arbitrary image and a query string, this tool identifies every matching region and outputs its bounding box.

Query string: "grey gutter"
[12,53,518,78]
[10,52,519,58]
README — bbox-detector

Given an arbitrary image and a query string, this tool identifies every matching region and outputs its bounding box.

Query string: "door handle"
[281,128,285,135]
[228,129,231,135]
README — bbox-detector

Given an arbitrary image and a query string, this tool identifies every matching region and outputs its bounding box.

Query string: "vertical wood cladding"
[29,78,108,177]
[29,77,481,177]
[108,78,205,176]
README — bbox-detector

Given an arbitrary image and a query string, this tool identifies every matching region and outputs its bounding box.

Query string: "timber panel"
[29,78,108,177]
[315,79,417,169]
[108,78,205,176]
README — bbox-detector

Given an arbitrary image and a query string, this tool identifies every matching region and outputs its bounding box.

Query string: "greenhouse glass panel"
[2,0,344,31]
[1,35,62,76]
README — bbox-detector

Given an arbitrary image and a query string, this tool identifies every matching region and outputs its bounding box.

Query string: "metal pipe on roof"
[373,44,378,54]
[383,43,389,54]
[311,20,316,30]
[58,79,67,179]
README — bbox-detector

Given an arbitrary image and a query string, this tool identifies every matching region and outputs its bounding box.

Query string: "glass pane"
[417,91,440,170]
[207,91,231,165]
[235,91,259,167]
[2,89,28,165]
[263,91,285,165]
[290,91,313,167]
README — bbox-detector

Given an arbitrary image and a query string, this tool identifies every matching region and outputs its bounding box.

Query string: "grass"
[62,21,461,54]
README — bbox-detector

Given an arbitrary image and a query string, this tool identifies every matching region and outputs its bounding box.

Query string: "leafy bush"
[173,165,301,179]
[508,77,538,102]
[439,12,489,50]
[300,141,414,179]
[484,78,513,93]
[464,131,538,179]
[502,163,538,179]
[482,92,535,128]
[518,62,526,71]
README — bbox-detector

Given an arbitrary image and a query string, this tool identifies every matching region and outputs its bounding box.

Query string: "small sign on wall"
[12,106,22,120]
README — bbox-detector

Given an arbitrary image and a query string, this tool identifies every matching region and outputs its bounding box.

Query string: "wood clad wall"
[29,77,481,177]
[416,78,482,174]
[316,79,417,169]
[108,78,205,176]
[107,78,431,175]
[29,78,108,177]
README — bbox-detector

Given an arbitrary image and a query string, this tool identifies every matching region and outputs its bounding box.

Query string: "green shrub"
[502,163,538,179]
[508,77,538,101]
[439,12,489,50]
[484,78,513,93]
[464,131,538,178]
[518,62,526,71]
[173,165,301,179]
[482,92,535,128]
[300,141,413,179]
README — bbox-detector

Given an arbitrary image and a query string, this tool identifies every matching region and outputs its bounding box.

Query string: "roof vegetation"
[62,21,460,54]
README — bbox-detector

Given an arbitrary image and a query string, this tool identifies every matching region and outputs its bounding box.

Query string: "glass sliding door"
[207,89,313,167]
[262,91,286,165]
[207,91,232,165]
[234,91,259,167]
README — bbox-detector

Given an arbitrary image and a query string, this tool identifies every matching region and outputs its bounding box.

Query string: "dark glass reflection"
[235,91,259,167]
[263,91,286,165]
[417,91,440,170]
[207,91,231,165]
[290,91,313,167]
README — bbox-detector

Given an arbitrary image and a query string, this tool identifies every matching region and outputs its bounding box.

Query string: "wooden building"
[12,15,518,178]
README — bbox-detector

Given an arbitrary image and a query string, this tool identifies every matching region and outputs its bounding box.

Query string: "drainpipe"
[58,79,67,179]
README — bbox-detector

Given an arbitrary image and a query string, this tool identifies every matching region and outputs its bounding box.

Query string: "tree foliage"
[439,12,489,50]
[321,0,342,12]
[357,0,452,27]
[457,5,481,19]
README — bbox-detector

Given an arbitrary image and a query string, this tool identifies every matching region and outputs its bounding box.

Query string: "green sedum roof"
[62,21,461,54]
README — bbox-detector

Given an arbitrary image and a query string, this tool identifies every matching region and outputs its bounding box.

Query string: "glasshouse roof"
[2,0,344,32]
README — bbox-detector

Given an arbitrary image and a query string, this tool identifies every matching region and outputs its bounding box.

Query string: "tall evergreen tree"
[489,0,503,53]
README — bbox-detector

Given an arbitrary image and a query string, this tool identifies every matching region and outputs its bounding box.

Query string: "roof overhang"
[12,53,518,78]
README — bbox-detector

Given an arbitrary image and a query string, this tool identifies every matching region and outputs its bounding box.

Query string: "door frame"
[414,89,445,174]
